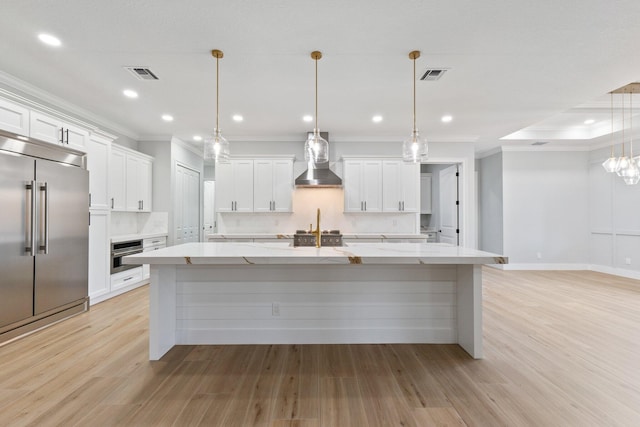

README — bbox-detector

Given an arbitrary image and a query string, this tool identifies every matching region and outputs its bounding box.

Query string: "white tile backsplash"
[217,188,417,234]
[110,212,168,237]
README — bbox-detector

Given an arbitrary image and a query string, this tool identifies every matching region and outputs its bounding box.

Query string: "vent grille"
[124,67,159,81]
[420,68,449,81]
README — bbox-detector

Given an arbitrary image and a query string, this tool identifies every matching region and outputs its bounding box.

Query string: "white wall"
[501,150,589,267]
[477,152,503,254]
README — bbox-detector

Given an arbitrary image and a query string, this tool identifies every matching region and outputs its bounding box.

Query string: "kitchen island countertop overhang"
[124,242,507,360]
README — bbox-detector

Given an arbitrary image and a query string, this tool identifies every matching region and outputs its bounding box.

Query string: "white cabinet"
[382,161,419,212]
[29,111,88,152]
[86,135,111,210]
[111,267,144,291]
[109,146,127,210]
[253,159,293,212]
[343,160,383,212]
[420,173,433,214]
[110,145,153,212]
[88,211,110,301]
[216,160,254,212]
[125,155,152,212]
[142,236,167,279]
[0,97,29,135]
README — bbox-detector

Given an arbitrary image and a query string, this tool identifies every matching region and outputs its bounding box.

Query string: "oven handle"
[112,248,144,257]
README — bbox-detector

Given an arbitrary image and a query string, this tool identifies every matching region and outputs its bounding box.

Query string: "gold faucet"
[310,208,321,248]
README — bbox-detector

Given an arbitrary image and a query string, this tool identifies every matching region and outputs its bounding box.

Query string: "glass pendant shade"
[402,130,428,163]
[602,156,619,173]
[304,129,329,164]
[203,128,230,163]
[619,158,640,185]
[615,155,630,176]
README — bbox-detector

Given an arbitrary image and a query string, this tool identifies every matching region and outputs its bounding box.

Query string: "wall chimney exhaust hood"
[295,132,342,188]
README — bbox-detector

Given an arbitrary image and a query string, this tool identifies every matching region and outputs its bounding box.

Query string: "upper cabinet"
[86,135,112,210]
[109,145,153,212]
[382,161,419,212]
[30,111,89,152]
[343,160,383,212]
[216,160,254,212]
[253,159,293,212]
[420,173,432,214]
[0,98,29,135]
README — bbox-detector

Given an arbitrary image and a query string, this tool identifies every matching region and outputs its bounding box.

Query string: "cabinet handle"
[360,201,363,211]
[59,128,64,144]
[89,193,92,208]
[123,276,133,282]
[111,198,114,209]
[399,201,401,211]
[65,128,69,144]
[364,201,367,211]
[402,201,405,211]
[141,200,144,210]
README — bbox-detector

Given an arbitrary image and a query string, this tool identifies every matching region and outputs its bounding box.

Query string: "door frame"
[421,156,473,248]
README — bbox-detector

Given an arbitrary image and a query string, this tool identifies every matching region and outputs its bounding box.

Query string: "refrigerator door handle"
[39,182,49,254]
[26,181,37,256]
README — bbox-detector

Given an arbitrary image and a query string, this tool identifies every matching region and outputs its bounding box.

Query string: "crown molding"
[0,70,139,140]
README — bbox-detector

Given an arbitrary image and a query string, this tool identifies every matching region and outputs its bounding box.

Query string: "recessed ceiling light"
[372,115,383,123]
[232,114,243,122]
[38,33,61,47]
[584,119,595,125]
[441,115,453,123]
[123,89,138,99]
[193,135,203,142]
[303,115,313,122]
[161,114,174,122]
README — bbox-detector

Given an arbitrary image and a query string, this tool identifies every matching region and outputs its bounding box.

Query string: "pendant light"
[602,93,619,173]
[304,51,329,164]
[203,49,230,163]
[619,92,640,185]
[402,50,428,163]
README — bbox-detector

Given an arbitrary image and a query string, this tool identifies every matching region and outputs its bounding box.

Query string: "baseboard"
[90,279,149,305]
[501,263,589,271]
[589,265,640,281]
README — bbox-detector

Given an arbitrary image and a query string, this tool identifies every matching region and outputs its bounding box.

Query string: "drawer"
[111,267,143,290]
[143,236,167,249]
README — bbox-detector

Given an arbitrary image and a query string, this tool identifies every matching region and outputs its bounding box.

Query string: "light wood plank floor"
[1,268,639,426]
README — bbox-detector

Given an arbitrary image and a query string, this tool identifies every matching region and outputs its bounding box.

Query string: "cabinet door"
[88,211,110,301]
[401,162,419,212]
[125,155,140,211]
[344,161,364,212]
[420,174,432,214]
[63,123,89,153]
[272,160,293,212]
[362,161,382,212]
[233,160,254,212]
[138,158,152,212]
[215,162,234,212]
[0,98,29,135]
[86,136,111,210]
[30,111,63,145]
[382,161,402,212]
[109,147,126,210]
[253,160,273,212]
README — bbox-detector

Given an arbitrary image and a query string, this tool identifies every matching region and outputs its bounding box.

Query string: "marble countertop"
[206,233,429,240]
[111,232,168,243]
[124,242,507,266]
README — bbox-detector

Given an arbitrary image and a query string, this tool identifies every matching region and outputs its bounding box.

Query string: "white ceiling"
[2,0,640,154]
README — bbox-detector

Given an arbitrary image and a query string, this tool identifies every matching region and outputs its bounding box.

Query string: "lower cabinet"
[111,267,144,291]
[88,211,110,301]
[142,237,167,279]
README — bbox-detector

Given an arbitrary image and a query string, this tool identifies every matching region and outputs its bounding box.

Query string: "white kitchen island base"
[126,242,506,361]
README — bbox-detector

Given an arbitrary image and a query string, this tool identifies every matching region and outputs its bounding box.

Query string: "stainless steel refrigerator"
[0,130,89,342]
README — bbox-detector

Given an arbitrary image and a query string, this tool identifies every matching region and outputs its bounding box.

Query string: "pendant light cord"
[412,55,417,133]
[216,55,219,131]
[610,93,614,157]
[622,94,625,156]
[315,56,318,132]
[630,92,634,158]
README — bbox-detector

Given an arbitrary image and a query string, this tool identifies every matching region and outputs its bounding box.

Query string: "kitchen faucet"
[309,208,321,248]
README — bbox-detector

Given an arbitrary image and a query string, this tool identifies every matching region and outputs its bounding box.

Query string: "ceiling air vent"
[124,67,159,81]
[420,68,449,81]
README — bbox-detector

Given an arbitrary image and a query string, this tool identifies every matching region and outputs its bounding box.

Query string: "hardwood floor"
[0,268,639,426]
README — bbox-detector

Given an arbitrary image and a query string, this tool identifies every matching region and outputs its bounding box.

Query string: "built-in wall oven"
[111,239,143,274]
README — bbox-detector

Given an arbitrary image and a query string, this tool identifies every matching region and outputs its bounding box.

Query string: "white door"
[344,161,364,212]
[439,164,459,245]
[86,136,110,210]
[272,160,293,212]
[109,147,126,210]
[203,181,215,234]
[253,160,273,212]
[175,164,201,244]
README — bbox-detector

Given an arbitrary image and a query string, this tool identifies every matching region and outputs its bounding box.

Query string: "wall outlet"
[625,257,632,265]
[272,302,280,316]
[536,252,542,259]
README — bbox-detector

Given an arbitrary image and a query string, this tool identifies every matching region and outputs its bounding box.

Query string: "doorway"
[175,163,201,244]
[420,163,461,246]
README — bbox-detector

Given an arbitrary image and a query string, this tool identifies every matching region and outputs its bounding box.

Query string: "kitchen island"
[124,242,507,360]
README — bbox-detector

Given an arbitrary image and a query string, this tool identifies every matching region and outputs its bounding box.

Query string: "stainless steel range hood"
[295,132,342,188]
